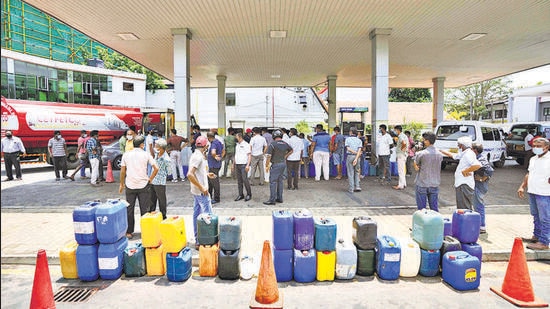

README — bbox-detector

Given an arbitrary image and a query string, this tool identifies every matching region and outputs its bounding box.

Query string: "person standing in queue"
[263,130,293,205]
[119,135,159,239]
[440,136,481,210]
[471,143,493,234]
[48,130,69,181]
[345,127,363,193]
[207,132,223,204]
[187,135,217,249]
[150,138,170,220]
[1,130,25,181]
[234,132,252,202]
[517,137,550,250]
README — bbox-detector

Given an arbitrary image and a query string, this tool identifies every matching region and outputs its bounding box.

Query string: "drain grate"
[54,286,99,303]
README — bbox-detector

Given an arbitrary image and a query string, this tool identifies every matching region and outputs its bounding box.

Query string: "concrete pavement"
[1,163,549,265]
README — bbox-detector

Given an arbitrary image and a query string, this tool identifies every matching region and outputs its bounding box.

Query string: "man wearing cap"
[440,136,481,210]
[48,130,69,181]
[264,130,293,205]
[187,135,217,247]
[1,130,26,181]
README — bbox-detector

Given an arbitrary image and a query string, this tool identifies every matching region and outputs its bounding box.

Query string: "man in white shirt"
[119,135,159,239]
[234,132,252,201]
[248,127,267,186]
[393,125,409,190]
[376,124,394,184]
[440,136,481,210]
[517,137,550,250]
[286,128,304,190]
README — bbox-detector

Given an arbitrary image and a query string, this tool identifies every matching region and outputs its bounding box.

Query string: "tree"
[93,48,167,92]
[401,120,426,141]
[444,78,512,120]
[295,120,312,135]
[389,88,432,102]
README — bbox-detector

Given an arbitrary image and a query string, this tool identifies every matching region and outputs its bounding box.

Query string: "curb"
[3,250,549,267]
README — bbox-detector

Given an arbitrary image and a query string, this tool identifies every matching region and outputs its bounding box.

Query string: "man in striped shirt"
[86,130,101,187]
[48,130,68,181]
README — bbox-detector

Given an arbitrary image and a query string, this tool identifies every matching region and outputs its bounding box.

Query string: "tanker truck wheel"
[66,147,80,169]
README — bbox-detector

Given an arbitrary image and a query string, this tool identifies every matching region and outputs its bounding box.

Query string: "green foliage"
[94,47,167,92]
[295,120,313,135]
[444,78,512,120]
[389,88,432,102]
[401,120,426,141]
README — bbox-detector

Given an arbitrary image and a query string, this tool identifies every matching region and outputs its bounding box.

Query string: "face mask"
[378,130,382,134]
[6,134,12,138]
[127,135,134,140]
[83,134,87,138]
[56,135,62,139]
[532,147,544,155]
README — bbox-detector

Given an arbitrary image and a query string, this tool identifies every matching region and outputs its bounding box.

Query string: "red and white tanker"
[1,96,143,168]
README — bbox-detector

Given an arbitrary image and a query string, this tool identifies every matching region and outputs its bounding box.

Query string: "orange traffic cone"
[490,238,548,307]
[105,160,115,183]
[30,249,56,309]
[249,241,283,309]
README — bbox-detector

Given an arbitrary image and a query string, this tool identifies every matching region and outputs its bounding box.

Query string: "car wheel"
[113,155,122,170]
[493,153,506,168]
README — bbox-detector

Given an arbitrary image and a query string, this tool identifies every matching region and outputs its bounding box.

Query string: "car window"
[506,124,538,141]
[436,125,476,141]
[481,127,494,141]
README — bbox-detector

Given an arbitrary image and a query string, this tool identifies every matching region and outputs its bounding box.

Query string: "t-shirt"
[250,134,267,156]
[188,149,209,196]
[333,133,345,154]
[312,132,330,153]
[224,135,236,154]
[377,133,394,156]
[48,137,66,157]
[167,135,184,151]
[121,148,156,189]
[207,139,223,169]
[302,138,311,157]
[267,140,292,164]
[287,135,304,161]
[415,145,443,187]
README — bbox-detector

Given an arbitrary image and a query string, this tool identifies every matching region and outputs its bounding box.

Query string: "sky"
[507,64,550,88]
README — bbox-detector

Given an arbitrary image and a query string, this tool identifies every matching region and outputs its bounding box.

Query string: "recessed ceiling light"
[117,32,140,40]
[269,30,287,39]
[271,75,281,79]
[460,33,487,41]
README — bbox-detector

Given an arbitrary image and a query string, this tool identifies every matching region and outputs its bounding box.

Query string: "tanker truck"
[1,96,143,169]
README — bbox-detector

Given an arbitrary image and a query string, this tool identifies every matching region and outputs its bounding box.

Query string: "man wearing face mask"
[518,138,550,250]
[48,130,69,181]
[440,136,481,210]
[1,130,26,181]
[123,129,136,153]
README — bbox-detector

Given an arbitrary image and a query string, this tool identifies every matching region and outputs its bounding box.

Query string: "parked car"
[504,122,550,165]
[101,141,123,170]
[434,121,507,169]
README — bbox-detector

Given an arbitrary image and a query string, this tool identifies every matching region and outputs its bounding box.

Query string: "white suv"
[434,121,507,169]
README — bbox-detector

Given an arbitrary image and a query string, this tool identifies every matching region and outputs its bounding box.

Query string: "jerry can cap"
[171,253,178,257]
